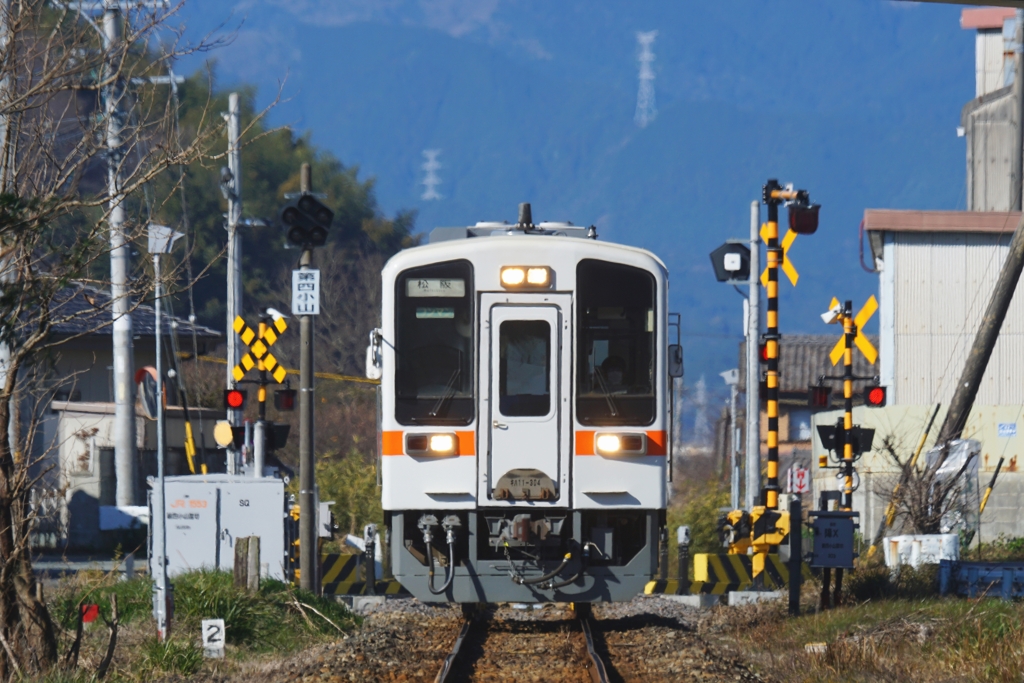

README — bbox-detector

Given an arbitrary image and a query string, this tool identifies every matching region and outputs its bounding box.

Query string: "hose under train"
[427,538,457,594]
[513,552,572,585]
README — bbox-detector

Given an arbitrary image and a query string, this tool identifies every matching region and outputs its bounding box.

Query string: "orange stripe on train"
[381,430,476,456]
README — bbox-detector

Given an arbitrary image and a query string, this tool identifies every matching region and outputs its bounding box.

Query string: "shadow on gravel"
[596,613,695,633]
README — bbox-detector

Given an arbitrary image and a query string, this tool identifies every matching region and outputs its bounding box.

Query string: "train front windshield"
[395,260,474,425]
[576,259,656,426]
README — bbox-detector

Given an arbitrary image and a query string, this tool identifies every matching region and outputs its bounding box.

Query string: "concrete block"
[727,590,785,606]
[336,595,386,614]
[660,594,719,609]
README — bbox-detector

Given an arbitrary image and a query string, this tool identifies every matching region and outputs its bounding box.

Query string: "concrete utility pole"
[937,9,1024,447]
[224,92,242,474]
[149,223,182,642]
[104,2,136,507]
[1014,10,1024,212]
[298,163,317,593]
[745,200,761,511]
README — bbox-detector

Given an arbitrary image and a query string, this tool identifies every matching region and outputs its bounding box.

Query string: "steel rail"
[435,618,474,683]
[580,616,610,683]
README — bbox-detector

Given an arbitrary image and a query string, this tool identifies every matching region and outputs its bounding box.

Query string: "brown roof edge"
[863,209,1022,234]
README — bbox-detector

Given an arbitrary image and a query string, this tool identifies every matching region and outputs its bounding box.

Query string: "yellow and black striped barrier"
[693,552,812,590]
[644,580,746,595]
[644,553,815,595]
[319,553,409,597]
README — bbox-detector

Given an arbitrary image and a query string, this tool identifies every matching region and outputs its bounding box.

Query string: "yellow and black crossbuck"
[232,315,288,383]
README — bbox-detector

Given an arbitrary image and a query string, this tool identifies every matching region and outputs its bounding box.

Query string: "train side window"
[395,260,474,425]
[576,259,656,426]
[499,320,551,417]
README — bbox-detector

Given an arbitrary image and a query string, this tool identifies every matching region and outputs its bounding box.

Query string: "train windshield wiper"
[593,366,619,417]
[429,366,461,417]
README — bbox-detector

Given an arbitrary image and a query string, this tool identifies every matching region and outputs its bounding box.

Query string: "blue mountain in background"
[179,0,972,394]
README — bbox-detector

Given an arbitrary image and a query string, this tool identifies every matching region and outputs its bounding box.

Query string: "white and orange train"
[366,204,680,604]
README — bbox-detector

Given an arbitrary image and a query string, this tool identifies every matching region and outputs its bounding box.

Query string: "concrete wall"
[812,404,1024,540]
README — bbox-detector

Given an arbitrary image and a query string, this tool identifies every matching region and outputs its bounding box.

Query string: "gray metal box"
[150,475,287,581]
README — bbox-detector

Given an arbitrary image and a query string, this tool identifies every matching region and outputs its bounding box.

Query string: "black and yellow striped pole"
[761,179,806,509]
[762,181,782,510]
[841,300,855,511]
[257,317,269,422]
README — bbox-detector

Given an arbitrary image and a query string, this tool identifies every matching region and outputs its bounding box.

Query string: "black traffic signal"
[865,385,887,407]
[224,389,247,410]
[816,423,875,456]
[266,423,291,450]
[280,194,334,247]
[709,242,751,282]
[275,389,297,411]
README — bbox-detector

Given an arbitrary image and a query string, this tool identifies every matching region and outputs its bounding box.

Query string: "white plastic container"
[883,534,959,569]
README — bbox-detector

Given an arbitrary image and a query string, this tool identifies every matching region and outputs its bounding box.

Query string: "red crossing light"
[224,389,247,410]
[865,386,887,407]
[808,385,830,409]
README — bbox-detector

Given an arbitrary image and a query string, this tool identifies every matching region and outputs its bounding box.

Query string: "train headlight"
[501,267,526,286]
[595,433,647,456]
[500,266,552,289]
[526,267,549,286]
[429,434,456,454]
[406,433,458,456]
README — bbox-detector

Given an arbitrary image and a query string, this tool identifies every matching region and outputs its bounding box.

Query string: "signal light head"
[788,201,820,235]
[759,343,768,362]
[224,389,247,410]
[865,386,887,407]
[808,385,830,409]
[274,389,297,412]
[280,194,334,248]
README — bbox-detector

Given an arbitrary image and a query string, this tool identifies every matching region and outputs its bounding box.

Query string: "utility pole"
[937,9,1024,447]
[103,2,136,507]
[298,163,317,593]
[1014,9,1023,212]
[746,200,761,511]
[224,92,242,474]
[149,224,182,642]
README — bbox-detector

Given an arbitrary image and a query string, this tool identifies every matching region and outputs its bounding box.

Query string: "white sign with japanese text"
[291,269,321,315]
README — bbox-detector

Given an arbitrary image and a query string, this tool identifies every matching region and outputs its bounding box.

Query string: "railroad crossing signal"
[232,315,288,383]
[827,295,878,365]
[760,224,799,286]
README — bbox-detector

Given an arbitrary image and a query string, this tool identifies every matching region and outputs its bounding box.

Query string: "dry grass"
[702,589,1024,682]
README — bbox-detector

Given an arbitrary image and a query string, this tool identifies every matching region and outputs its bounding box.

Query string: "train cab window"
[499,320,551,417]
[576,259,656,426]
[395,260,474,425]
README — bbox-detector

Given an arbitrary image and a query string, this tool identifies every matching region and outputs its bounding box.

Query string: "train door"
[479,293,571,504]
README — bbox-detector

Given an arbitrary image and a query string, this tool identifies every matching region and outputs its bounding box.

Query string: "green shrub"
[139,637,204,676]
[314,450,383,536]
[670,483,730,555]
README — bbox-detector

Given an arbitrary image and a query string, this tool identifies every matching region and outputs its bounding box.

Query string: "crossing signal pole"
[760,179,819,510]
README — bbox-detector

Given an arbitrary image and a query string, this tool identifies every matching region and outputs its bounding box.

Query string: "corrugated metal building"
[865,210,1024,407]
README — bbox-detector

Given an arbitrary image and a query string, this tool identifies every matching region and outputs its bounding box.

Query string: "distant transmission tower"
[634,30,658,128]
[421,149,443,201]
[693,374,712,446]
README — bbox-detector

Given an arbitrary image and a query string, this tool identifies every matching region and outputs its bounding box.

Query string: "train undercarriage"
[389,509,662,603]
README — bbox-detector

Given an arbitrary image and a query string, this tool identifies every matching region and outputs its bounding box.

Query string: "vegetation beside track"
[703,568,1024,682]
[42,569,358,682]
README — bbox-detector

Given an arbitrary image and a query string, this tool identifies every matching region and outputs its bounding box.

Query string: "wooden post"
[247,536,261,593]
[233,537,249,589]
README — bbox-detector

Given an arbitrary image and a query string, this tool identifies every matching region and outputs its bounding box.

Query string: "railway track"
[435,604,609,683]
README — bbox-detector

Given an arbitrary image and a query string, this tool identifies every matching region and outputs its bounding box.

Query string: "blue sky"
[172,1,976,393]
